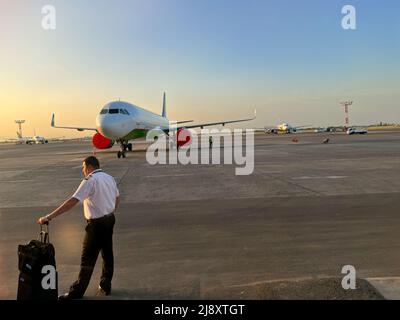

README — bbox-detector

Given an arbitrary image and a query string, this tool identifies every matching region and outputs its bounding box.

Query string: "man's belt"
[87,212,114,222]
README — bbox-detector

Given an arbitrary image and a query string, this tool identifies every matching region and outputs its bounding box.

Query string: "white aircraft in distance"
[51,93,256,158]
[262,123,312,134]
[11,132,49,144]
[27,136,49,144]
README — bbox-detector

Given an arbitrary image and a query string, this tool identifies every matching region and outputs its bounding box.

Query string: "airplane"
[16,131,49,144]
[51,92,256,158]
[5,131,49,145]
[28,136,49,144]
[262,123,313,134]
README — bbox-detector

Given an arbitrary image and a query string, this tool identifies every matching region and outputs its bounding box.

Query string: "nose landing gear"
[117,142,133,158]
[117,150,126,159]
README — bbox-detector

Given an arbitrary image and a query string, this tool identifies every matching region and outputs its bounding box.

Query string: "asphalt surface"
[1,131,400,299]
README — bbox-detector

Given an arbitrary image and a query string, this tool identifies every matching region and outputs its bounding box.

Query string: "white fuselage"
[277,123,295,132]
[33,136,47,144]
[96,101,169,140]
[24,136,47,144]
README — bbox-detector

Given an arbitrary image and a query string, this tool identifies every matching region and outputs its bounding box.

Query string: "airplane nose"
[96,115,128,140]
[98,119,114,139]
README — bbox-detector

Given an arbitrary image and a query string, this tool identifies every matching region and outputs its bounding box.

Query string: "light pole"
[340,101,353,129]
[15,120,25,138]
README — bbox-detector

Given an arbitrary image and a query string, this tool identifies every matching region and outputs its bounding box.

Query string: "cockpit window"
[101,108,129,115]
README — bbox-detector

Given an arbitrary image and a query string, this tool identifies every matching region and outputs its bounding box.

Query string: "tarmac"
[1,131,400,299]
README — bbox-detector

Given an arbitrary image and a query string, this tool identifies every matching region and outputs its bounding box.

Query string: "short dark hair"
[83,156,100,169]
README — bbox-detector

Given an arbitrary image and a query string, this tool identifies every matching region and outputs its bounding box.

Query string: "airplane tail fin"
[51,113,55,127]
[162,92,167,118]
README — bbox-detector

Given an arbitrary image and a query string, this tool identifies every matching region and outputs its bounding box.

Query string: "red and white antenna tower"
[340,101,353,129]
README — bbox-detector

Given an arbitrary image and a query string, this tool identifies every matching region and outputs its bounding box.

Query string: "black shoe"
[58,292,82,300]
[58,293,73,300]
[96,285,111,296]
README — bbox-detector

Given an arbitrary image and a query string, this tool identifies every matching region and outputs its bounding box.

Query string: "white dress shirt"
[72,169,119,220]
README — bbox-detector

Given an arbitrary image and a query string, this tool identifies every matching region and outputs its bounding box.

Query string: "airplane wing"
[2,137,29,144]
[51,114,97,132]
[293,125,314,131]
[174,120,194,125]
[292,125,315,132]
[174,110,256,130]
[1,138,18,142]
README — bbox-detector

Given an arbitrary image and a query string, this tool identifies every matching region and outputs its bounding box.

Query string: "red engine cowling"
[92,133,114,149]
[177,128,192,148]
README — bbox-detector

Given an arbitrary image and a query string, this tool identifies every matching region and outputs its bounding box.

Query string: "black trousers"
[69,213,115,298]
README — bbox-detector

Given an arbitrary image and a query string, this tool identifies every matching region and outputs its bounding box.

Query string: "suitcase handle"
[39,223,50,243]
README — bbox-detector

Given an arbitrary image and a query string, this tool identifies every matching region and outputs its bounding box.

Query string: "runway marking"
[261,171,325,196]
[255,150,291,155]
[367,277,400,281]
[292,176,348,180]
[0,180,34,183]
[259,171,283,174]
[0,178,80,183]
[227,276,331,288]
[0,170,28,179]
[55,152,92,156]
[255,164,285,167]
[68,158,86,162]
[144,174,194,178]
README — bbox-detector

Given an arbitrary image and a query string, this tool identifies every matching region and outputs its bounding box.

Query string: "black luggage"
[17,223,58,300]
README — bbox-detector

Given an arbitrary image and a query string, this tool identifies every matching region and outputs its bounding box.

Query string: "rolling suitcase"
[17,223,58,300]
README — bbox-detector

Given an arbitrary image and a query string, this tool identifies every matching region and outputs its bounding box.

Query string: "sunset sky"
[0,0,399,138]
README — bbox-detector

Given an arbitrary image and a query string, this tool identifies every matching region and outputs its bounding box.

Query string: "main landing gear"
[117,142,133,159]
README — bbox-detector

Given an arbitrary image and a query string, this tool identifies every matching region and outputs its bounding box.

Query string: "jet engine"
[92,132,114,149]
[176,128,192,148]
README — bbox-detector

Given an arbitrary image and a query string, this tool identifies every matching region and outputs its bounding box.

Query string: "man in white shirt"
[38,156,120,300]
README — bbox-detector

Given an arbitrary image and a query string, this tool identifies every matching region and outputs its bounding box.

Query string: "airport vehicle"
[51,93,256,158]
[346,128,368,135]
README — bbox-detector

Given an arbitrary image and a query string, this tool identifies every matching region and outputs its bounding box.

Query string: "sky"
[0,0,399,138]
